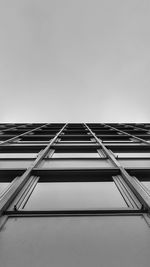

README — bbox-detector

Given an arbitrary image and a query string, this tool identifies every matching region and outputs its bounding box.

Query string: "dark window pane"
[58,141,96,144]
[60,136,91,141]
[104,141,138,144]
[23,182,127,210]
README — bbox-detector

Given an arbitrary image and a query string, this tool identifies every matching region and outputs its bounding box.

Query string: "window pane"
[17,141,49,144]
[52,153,100,158]
[60,136,91,141]
[0,160,33,168]
[115,153,150,158]
[23,182,127,210]
[0,216,150,267]
[58,141,96,144]
[38,159,114,169]
[119,159,150,168]
[103,140,136,143]
[0,153,37,158]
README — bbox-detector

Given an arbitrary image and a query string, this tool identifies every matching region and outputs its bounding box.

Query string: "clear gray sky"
[0,0,150,122]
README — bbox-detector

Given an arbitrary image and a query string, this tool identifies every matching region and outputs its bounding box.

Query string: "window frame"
[7,172,141,213]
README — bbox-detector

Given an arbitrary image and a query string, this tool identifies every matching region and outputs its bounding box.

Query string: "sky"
[0,0,150,122]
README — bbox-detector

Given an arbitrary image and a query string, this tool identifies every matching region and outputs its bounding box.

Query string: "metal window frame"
[0,123,150,229]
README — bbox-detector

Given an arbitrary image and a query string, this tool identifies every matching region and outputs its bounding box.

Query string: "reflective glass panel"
[58,141,96,143]
[52,153,100,158]
[103,140,135,143]
[119,159,150,168]
[38,159,114,169]
[0,160,33,168]
[0,153,37,158]
[17,141,49,144]
[115,153,150,158]
[23,182,127,210]
[0,216,150,267]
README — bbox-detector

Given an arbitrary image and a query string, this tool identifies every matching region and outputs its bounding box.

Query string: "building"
[0,122,150,266]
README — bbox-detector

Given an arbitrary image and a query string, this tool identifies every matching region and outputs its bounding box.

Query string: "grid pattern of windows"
[1,123,150,267]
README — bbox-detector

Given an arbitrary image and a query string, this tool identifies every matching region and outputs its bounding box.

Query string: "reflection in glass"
[24,182,127,210]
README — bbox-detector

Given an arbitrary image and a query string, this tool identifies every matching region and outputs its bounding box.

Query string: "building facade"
[0,123,150,266]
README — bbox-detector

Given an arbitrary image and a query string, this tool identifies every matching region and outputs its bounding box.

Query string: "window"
[0,145,45,153]
[20,136,52,141]
[60,136,91,141]
[98,136,131,141]
[0,136,13,141]
[1,123,150,267]
[114,152,150,158]
[118,159,150,168]
[0,153,37,159]
[33,130,59,135]
[16,141,49,144]
[22,181,127,210]
[37,159,114,169]
[58,140,96,144]
[0,216,150,267]
[62,131,88,135]
[52,152,100,158]
[0,160,33,168]
[103,140,137,143]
